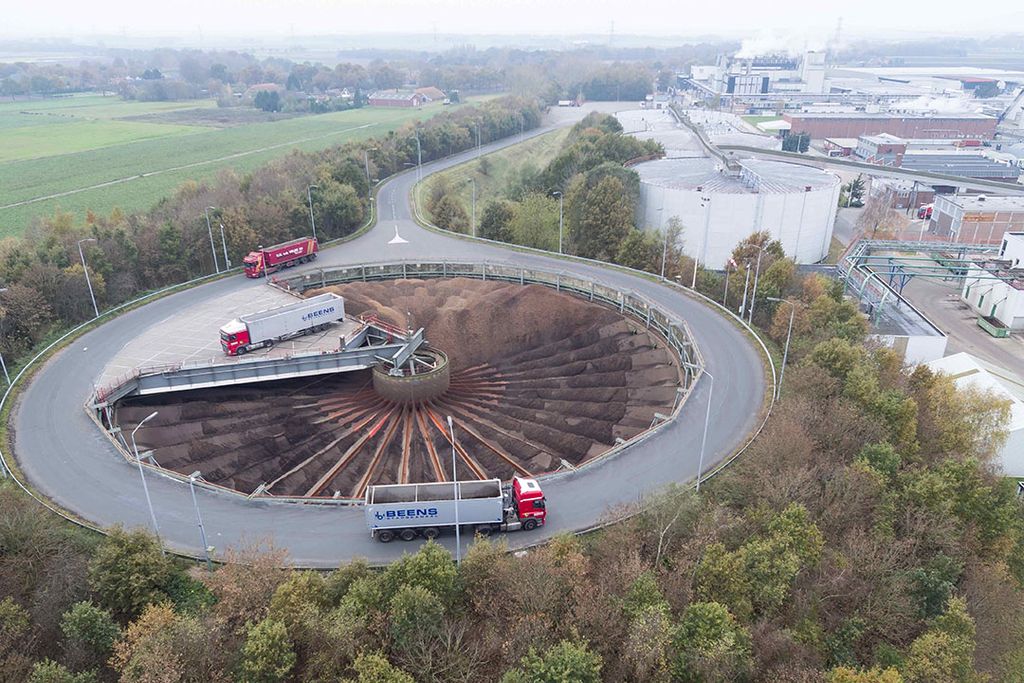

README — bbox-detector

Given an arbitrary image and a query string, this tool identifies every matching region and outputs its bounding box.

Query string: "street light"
[447,415,461,565]
[130,411,163,552]
[412,131,422,183]
[464,178,476,237]
[306,185,320,242]
[747,244,770,324]
[695,370,714,493]
[693,193,711,289]
[188,471,212,570]
[766,297,802,400]
[204,207,220,274]
[552,191,564,254]
[473,122,481,158]
[218,224,230,269]
[0,288,8,385]
[363,148,378,188]
[76,238,100,318]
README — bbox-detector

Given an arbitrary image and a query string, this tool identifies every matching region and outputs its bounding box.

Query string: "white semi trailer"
[364,477,547,542]
[219,292,345,356]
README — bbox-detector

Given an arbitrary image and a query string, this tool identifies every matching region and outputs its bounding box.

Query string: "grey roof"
[786,112,995,120]
[634,156,839,194]
[900,154,1020,180]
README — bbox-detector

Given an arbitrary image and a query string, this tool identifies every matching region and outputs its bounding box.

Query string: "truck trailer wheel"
[422,527,439,539]
[523,518,538,531]
[399,528,417,541]
[377,530,395,543]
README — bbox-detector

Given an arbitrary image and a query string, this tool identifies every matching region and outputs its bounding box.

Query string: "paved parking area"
[97,282,357,388]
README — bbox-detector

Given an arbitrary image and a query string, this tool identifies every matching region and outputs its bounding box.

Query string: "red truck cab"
[219,319,250,356]
[512,476,547,527]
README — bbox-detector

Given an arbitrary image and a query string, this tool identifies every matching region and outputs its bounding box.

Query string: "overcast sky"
[3,0,1022,41]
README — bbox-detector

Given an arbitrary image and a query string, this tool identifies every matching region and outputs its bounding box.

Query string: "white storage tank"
[635,156,841,266]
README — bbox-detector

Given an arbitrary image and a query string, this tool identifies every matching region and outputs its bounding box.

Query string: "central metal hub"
[372,349,451,404]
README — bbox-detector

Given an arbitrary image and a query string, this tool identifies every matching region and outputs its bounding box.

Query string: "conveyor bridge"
[92,318,424,408]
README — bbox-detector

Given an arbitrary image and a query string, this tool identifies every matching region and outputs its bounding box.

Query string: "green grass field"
[0,94,479,237]
[741,115,782,127]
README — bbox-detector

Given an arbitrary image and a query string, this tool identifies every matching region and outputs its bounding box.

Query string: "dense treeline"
[427,112,681,271]
[1,41,707,105]
[0,95,541,364]
[2,261,1021,682]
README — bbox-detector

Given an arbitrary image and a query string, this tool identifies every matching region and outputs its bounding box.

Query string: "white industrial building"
[960,232,1024,329]
[925,352,1024,476]
[634,157,841,266]
[687,51,829,96]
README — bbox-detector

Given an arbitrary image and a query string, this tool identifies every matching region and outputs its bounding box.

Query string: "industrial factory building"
[930,195,1024,244]
[783,112,998,140]
[634,157,841,266]
[960,232,1024,329]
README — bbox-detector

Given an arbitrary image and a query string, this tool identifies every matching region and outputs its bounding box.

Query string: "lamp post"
[553,191,564,254]
[695,370,714,493]
[130,411,162,552]
[766,297,801,400]
[412,131,422,183]
[747,244,769,324]
[463,178,476,237]
[77,238,100,318]
[204,207,220,274]
[739,262,752,317]
[473,122,481,158]
[188,471,212,570]
[218,223,230,269]
[693,194,711,289]
[0,288,7,386]
[447,415,461,565]
[723,259,734,308]
[363,148,378,187]
[306,185,319,242]
[660,213,670,280]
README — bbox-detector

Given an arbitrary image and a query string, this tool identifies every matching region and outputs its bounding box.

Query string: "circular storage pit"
[116,278,683,499]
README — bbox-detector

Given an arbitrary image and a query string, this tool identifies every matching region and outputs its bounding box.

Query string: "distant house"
[414,86,446,102]
[368,90,425,107]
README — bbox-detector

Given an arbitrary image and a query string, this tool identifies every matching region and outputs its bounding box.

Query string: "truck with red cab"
[364,476,547,542]
[243,237,318,278]
[219,293,344,356]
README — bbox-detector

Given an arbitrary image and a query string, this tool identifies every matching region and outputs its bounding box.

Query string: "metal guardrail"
[86,259,705,508]
[272,259,704,392]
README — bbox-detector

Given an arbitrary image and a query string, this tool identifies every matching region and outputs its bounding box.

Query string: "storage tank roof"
[634,156,838,194]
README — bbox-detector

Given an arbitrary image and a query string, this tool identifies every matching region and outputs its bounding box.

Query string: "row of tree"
[2,259,1021,681]
[0,96,541,366]
[428,112,668,267]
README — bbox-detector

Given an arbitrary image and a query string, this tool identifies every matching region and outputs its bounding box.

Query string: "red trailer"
[243,237,318,278]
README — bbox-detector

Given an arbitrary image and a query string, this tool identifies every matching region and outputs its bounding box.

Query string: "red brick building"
[783,112,997,140]
[368,90,425,107]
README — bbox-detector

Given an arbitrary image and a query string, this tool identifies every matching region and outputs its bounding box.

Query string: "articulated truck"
[364,476,547,542]
[219,293,344,356]
[243,236,318,278]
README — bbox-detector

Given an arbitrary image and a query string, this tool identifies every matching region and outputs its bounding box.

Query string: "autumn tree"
[479,200,516,242]
[508,192,559,251]
[567,173,635,260]
[237,618,295,683]
[87,527,176,620]
[501,639,603,683]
